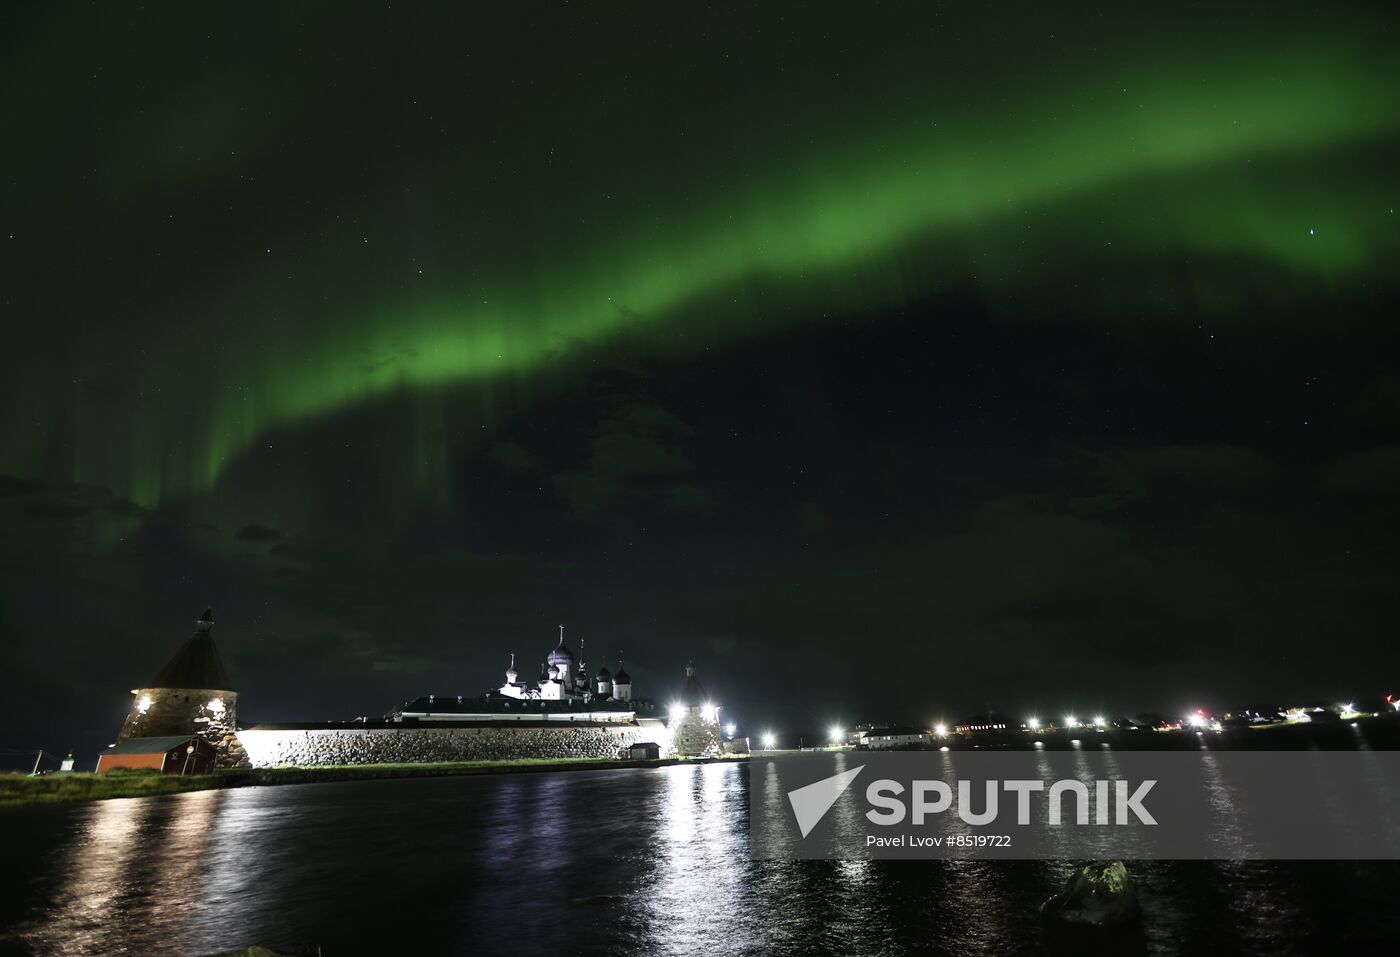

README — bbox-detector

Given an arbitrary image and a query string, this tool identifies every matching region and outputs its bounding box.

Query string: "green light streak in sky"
[3,15,1398,507]
[196,49,1396,495]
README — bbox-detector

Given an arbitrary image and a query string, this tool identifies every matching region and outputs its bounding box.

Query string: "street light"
[1064,715,1078,728]
[829,725,844,745]
[762,733,777,749]
[1093,716,1106,729]
[1027,717,1041,731]
[934,724,947,736]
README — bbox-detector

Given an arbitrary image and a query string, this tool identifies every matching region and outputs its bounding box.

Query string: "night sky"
[3,3,1398,763]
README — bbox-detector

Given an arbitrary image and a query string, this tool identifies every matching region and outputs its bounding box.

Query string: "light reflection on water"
[17,790,226,956]
[1,763,1397,957]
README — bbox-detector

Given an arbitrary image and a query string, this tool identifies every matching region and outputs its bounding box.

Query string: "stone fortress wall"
[236,719,678,768]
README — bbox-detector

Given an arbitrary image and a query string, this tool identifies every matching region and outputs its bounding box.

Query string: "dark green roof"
[105,735,199,755]
[400,693,635,714]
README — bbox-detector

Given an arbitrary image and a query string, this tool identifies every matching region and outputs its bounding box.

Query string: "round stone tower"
[118,608,245,767]
[670,660,722,757]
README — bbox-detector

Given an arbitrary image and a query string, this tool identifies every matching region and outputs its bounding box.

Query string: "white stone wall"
[236,722,675,768]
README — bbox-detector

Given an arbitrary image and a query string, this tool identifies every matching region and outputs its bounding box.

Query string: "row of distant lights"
[745,717,1116,750]
[726,699,1396,750]
[928,716,1111,735]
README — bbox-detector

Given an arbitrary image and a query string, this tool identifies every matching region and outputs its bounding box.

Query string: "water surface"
[2,763,1395,955]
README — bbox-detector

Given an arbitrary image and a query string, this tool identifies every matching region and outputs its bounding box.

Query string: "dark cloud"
[235,522,283,542]
[0,476,149,571]
[1067,445,1274,515]
[487,440,544,474]
[1324,445,1400,497]
[556,398,721,517]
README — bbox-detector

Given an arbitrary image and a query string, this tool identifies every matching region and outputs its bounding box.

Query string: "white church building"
[495,626,634,703]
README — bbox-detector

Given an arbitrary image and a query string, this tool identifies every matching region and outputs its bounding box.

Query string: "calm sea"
[2,762,1396,956]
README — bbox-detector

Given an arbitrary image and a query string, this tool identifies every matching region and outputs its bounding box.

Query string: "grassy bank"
[1,755,743,809]
[0,770,224,808]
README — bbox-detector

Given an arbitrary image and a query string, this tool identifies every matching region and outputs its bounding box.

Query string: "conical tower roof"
[148,608,234,691]
[681,660,706,706]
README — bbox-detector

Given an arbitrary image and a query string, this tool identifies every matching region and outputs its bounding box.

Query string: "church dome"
[595,665,612,680]
[548,627,576,667]
[613,660,631,684]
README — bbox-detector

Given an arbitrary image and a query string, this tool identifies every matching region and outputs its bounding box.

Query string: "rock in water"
[1040,860,1141,928]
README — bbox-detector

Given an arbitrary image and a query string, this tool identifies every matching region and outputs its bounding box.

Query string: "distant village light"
[934,724,947,736]
[1064,716,1078,728]
[829,725,844,744]
[1027,717,1041,730]
[762,733,777,749]
[1093,716,1105,728]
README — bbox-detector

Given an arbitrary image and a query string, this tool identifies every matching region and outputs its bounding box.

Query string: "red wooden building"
[96,735,217,774]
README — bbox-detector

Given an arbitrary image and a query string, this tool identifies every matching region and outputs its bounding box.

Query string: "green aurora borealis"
[4,4,1398,506]
[3,2,1400,753]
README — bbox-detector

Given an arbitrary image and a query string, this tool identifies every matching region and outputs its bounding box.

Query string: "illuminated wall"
[236,720,675,767]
